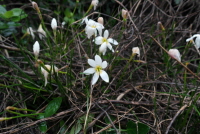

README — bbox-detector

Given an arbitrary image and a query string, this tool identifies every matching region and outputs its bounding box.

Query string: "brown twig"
[165,104,188,134]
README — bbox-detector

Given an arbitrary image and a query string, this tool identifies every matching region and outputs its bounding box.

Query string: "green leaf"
[69,120,82,134]
[3,11,13,18]
[0,5,6,14]
[37,114,48,133]
[10,8,27,22]
[44,97,62,117]
[1,27,17,36]
[127,121,150,134]
[0,22,8,29]
[7,21,21,27]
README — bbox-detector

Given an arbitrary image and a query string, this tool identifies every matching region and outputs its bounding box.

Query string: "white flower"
[95,30,118,55]
[51,18,57,30]
[33,41,40,59]
[84,18,104,39]
[168,49,181,62]
[132,47,140,57]
[27,27,35,39]
[186,34,200,49]
[83,55,109,85]
[91,0,99,10]
[37,24,46,39]
[41,65,58,86]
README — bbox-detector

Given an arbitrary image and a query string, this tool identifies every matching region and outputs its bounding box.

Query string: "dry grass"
[1,0,200,133]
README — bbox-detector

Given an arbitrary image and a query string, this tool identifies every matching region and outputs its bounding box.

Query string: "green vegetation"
[1,0,200,134]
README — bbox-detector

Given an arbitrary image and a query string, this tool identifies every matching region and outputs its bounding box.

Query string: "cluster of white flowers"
[81,2,127,85]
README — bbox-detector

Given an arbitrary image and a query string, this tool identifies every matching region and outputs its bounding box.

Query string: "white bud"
[122,9,128,20]
[168,49,181,62]
[132,47,140,57]
[33,41,40,59]
[91,0,99,10]
[51,18,57,30]
[98,17,104,25]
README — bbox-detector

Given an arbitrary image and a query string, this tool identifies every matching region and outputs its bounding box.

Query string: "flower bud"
[122,9,128,20]
[91,0,99,10]
[6,106,18,110]
[33,41,40,59]
[168,49,181,62]
[157,21,165,31]
[98,17,104,25]
[51,18,57,30]
[31,1,39,11]
[132,47,140,57]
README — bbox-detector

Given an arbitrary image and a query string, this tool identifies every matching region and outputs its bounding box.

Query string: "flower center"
[91,25,96,28]
[95,65,102,73]
[102,38,108,43]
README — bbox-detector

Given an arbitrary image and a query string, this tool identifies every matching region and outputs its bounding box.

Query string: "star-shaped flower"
[83,55,109,85]
[94,30,118,55]
[83,17,104,39]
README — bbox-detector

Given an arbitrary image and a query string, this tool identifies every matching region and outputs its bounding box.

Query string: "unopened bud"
[168,49,181,62]
[98,17,104,25]
[31,1,40,12]
[122,9,128,20]
[158,21,165,31]
[132,47,140,57]
[6,106,18,111]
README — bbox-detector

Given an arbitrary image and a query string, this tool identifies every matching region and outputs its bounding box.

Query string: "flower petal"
[100,70,109,83]
[102,61,108,69]
[104,30,109,39]
[95,36,103,45]
[102,49,107,55]
[92,72,99,85]
[88,59,96,67]
[107,43,114,52]
[108,38,118,45]
[186,34,200,42]
[85,27,95,39]
[195,36,200,49]
[99,42,107,53]
[95,55,102,65]
[83,68,95,75]
[96,25,104,36]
